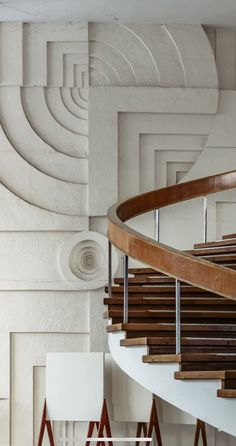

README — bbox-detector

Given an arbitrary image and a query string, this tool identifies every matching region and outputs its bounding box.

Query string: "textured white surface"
[90,23,217,88]
[0,232,110,290]
[0,20,236,446]
[1,1,236,26]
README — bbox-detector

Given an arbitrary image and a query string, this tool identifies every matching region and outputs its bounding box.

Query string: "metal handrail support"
[123,254,129,323]
[108,241,112,298]
[175,279,181,355]
[155,209,160,242]
[203,196,208,243]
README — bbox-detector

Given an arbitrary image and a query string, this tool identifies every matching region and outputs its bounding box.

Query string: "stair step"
[105,309,236,323]
[107,322,236,335]
[217,389,236,398]
[174,370,236,380]
[194,239,236,249]
[121,337,236,347]
[106,323,123,332]
[106,285,216,295]
[189,246,236,256]
[182,353,236,362]
[143,354,181,363]
[197,253,236,263]
[143,353,236,364]
[223,264,236,270]
[104,297,236,309]
[223,233,236,240]
[180,353,236,371]
[128,268,160,275]
[114,277,176,285]
[121,336,236,353]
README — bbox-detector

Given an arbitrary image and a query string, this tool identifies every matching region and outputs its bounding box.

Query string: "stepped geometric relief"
[89,23,218,87]
[0,123,87,215]
[0,87,87,184]
[139,134,206,191]
[166,161,195,186]
[0,22,89,219]
[21,87,88,158]
[22,22,88,87]
[60,87,88,120]
[119,115,210,198]
[89,87,218,215]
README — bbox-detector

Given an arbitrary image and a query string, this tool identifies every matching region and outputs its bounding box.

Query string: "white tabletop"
[60,437,152,443]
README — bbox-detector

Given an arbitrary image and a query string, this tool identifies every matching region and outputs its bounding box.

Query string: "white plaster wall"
[0,20,236,446]
[0,22,93,446]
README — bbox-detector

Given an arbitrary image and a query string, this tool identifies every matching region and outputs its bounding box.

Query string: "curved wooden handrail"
[108,170,236,301]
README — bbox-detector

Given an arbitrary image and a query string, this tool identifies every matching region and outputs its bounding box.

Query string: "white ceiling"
[0,0,236,25]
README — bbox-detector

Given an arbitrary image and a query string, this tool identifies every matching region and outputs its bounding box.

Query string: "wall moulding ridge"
[89,86,218,215]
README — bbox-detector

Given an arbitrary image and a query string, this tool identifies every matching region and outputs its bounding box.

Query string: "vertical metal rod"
[155,209,160,242]
[175,279,181,355]
[108,241,112,298]
[123,254,129,323]
[203,196,208,243]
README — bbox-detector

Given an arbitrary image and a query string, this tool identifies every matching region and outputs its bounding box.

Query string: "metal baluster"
[123,254,129,323]
[175,279,181,355]
[203,196,208,243]
[155,209,160,242]
[108,241,112,298]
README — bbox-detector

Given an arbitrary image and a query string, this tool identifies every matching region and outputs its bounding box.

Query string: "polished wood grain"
[108,170,236,300]
[174,370,236,380]
[142,354,181,363]
[217,389,236,397]
[121,337,236,347]
[194,239,236,249]
[223,233,236,240]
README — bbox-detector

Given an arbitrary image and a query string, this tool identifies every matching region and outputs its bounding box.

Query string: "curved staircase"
[105,171,236,437]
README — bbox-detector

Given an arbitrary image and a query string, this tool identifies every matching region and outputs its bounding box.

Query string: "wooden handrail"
[108,170,236,301]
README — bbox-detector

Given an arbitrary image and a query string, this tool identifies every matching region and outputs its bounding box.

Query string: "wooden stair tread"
[143,354,181,363]
[114,277,176,284]
[182,353,236,361]
[128,268,159,275]
[104,297,236,306]
[121,337,236,347]
[217,389,236,398]
[197,253,236,262]
[106,285,216,294]
[174,370,236,380]
[107,322,236,333]
[105,309,236,319]
[223,233,236,240]
[194,239,236,249]
[189,246,236,256]
[222,264,236,270]
[143,353,236,363]
[106,323,123,332]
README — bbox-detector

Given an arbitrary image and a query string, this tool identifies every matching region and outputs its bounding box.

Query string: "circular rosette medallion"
[60,231,119,289]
